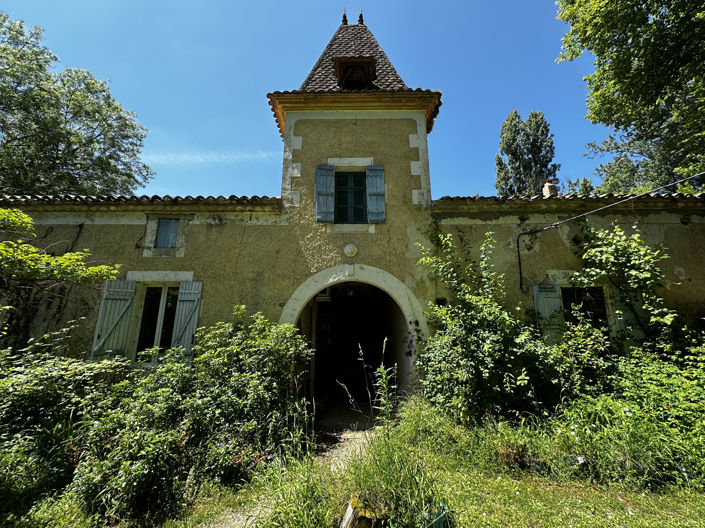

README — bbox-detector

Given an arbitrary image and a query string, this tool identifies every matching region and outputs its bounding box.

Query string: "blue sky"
[3,1,609,198]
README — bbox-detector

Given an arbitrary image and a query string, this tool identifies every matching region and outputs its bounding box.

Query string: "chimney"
[543,179,558,198]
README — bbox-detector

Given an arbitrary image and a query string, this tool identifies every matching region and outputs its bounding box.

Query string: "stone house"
[2,15,704,407]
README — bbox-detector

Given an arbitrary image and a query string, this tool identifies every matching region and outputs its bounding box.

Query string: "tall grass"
[257,457,337,528]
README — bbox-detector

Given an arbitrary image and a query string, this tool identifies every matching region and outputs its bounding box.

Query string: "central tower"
[267,13,442,220]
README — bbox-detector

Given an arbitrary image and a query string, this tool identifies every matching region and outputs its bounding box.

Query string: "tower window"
[335,172,367,223]
[315,164,385,224]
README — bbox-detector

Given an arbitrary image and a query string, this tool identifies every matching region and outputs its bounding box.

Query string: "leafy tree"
[0,12,153,195]
[588,135,681,194]
[495,110,560,196]
[557,0,705,190]
[0,207,117,347]
[565,176,595,196]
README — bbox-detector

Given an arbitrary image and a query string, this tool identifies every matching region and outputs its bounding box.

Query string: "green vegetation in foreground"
[0,308,314,527]
[170,397,705,528]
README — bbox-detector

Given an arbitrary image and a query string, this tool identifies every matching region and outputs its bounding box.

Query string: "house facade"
[2,15,704,403]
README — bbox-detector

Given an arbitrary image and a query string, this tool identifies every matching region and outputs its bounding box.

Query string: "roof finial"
[342,10,348,25]
[358,10,364,25]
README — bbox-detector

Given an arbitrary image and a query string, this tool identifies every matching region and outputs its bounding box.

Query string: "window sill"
[142,247,185,258]
[326,224,376,233]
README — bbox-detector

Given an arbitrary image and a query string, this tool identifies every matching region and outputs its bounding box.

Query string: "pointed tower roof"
[299,17,407,92]
[267,15,441,138]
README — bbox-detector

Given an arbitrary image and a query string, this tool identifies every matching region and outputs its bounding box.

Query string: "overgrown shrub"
[0,306,313,526]
[417,233,559,422]
[71,309,314,526]
[617,345,705,431]
[548,313,614,399]
[416,225,705,492]
[0,348,129,520]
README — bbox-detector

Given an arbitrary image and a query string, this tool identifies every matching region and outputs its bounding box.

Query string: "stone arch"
[279,263,428,337]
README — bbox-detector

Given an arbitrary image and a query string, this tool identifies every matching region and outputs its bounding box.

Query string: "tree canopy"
[495,110,560,197]
[0,12,153,195]
[557,0,705,191]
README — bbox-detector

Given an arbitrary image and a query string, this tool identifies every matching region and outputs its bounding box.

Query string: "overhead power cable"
[517,171,705,293]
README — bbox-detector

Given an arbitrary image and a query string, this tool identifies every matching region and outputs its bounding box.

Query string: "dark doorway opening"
[297,282,408,430]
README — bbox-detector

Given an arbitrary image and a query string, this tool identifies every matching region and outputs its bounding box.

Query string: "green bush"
[0,349,129,519]
[415,225,705,492]
[417,233,559,422]
[547,313,615,399]
[71,309,314,526]
[72,428,188,524]
[617,345,705,431]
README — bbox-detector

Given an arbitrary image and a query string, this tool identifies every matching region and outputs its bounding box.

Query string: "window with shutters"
[92,278,202,362]
[315,164,385,225]
[533,276,615,343]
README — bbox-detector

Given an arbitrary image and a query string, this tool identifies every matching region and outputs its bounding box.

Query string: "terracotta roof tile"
[299,22,407,92]
[0,194,281,207]
[434,192,705,203]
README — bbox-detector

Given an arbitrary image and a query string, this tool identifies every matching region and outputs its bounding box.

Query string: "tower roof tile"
[299,21,407,92]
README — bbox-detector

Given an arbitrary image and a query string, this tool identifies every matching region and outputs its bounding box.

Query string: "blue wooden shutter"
[171,281,203,356]
[91,279,136,359]
[533,283,564,344]
[366,165,385,223]
[315,164,334,223]
[155,218,179,248]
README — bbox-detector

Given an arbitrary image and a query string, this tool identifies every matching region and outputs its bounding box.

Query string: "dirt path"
[206,430,367,528]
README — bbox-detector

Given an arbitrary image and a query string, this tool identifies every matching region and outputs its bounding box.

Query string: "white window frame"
[126,271,196,362]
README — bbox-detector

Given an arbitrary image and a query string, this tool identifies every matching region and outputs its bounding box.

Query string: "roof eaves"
[0,194,283,209]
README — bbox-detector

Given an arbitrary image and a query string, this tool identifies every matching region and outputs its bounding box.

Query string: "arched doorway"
[280,264,427,428]
[296,282,409,427]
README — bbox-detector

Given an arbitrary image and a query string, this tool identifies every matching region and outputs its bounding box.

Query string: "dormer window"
[333,57,377,90]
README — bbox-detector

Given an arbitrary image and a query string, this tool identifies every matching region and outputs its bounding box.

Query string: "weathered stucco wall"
[433,199,705,325]
[8,191,705,359]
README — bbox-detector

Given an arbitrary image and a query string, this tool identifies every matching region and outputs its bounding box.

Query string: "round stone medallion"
[344,243,358,257]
